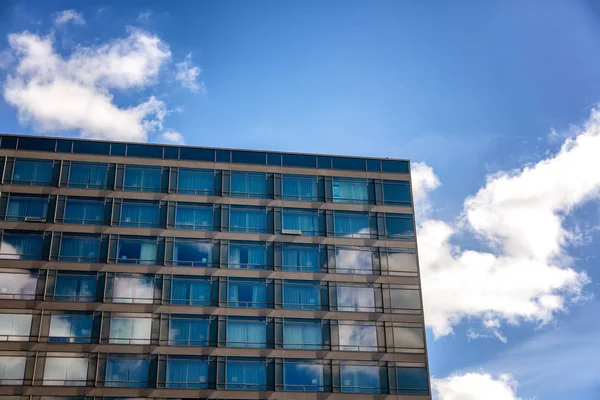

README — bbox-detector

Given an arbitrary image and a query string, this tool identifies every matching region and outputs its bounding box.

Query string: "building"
[0,133,431,400]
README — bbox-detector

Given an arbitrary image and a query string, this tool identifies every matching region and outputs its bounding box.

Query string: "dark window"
[63,199,104,225]
[216,149,230,162]
[225,358,266,390]
[282,153,316,168]
[383,180,412,206]
[171,239,214,267]
[18,137,55,152]
[73,140,110,155]
[54,273,97,301]
[226,279,267,308]
[1,136,18,149]
[116,237,158,265]
[170,277,212,306]
[67,162,109,189]
[366,159,381,172]
[331,157,365,171]
[1,232,43,260]
[384,214,415,240]
[395,367,429,395]
[231,150,266,165]
[317,156,331,169]
[5,195,48,222]
[267,153,281,166]
[179,147,215,162]
[56,139,73,153]
[283,361,324,392]
[229,242,266,270]
[123,166,162,192]
[11,159,53,186]
[120,201,160,228]
[110,143,126,156]
[127,143,162,158]
[381,160,409,174]
[163,146,179,160]
[340,364,380,393]
[165,357,210,388]
[177,169,215,195]
[58,235,101,262]
[104,355,150,387]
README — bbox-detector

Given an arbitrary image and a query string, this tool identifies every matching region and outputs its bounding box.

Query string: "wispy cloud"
[137,11,152,23]
[175,53,203,93]
[53,10,85,26]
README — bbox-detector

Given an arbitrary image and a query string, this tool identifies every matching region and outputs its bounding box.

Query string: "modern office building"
[0,133,431,400]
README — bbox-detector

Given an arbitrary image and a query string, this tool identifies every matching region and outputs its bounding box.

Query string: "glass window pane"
[16,137,54,152]
[227,280,266,308]
[177,169,215,195]
[111,143,126,156]
[282,245,320,272]
[388,252,418,273]
[283,362,323,391]
[175,203,213,230]
[0,314,32,341]
[169,317,209,346]
[366,159,380,172]
[282,175,318,201]
[393,326,425,349]
[1,136,18,149]
[127,144,162,158]
[64,199,104,225]
[396,367,429,394]
[282,209,319,236]
[12,159,53,186]
[332,157,365,171]
[68,163,108,189]
[49,314,93,343]
[230,207,267,233]
[123,166,162,192]
[54,273,97,301]
[116,238,157,265]
[338,324,377,351]
[332,178,368,203]
[385,214,415,239]
[229,243,266,270]
[231,172,267,198]
[43,357,88,386]
[105,357,149,387]
[58,235,101,262]
[0,356,26,385]
[6,196,48,222]
[283,321,322,350]
[1,233,43,260]
[341,365,380,393]
[335,248,373,274]
[179,147,215,162]
[113,277,154,304]
[72,140,109,155]
[109,315,152,345]
[227,319,266,348]
[282,154,316,168]
[170,278,211,305]
[166,358,209,388]
[383,181,412,206]
[121,201,159,228]
[0,272,37,299]
[381,160,409,174]
[334,212,371,238]
[216,149,230,162]
[172,240,213,267]
[231,151,266,165]
[283,282,321,310]
[267,153,281,166]
[390,288,421,310]
[225,359,266,390]
[163,146,178,159]
[337,286,375,312]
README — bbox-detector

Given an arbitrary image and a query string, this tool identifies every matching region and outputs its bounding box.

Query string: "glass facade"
[0,134,429,398]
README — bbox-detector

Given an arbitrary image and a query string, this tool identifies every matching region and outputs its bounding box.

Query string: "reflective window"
[171,239,213,267]
[177,169,215,195]
[0,272,37,300]
[169,316,210,346]
[116,237,157,265]
[390,288,421,311]
[337,286,375,312]
[384,214,415,240]
[283,320,322,350]
[64,199,104,225]
[67,162,108,189]
[0,314,32,341]
[109,314,152,345]
[11,159,53,186]
[49,313,93,343]
[5,196,48,222]
[0,232,43,260]
[391,325,425,349]
[170,277,211,306]
[43,357,88,386]
[332,178,369,203]
[282,175,318,201]
[338,323,377,351]
[283,281,321,310]
[18,137,55,152]
[105,355,149,387]
[335,248,373,274]
[383,180,412,206]
[281,244,320,272]
[120,201,159,228]
[282,209,319,236]
[283,361,323,392]
[127,143,162,158]
[58,235,101,262]
[54,273,97,302]
[225,358,266,390]
[333,212,372,238]
[73,140,109,155]
[123,166,162,192]
[226,318,266,348]
[166,357,209,388]
[180,147,214,162]
[396,367,429,395]
[387,251,418,274]
[231,150,265,165]
[282,154,316,168]
[229,242,266,270]
[0,356,26,385]
[230,172,267,198]
[227,279,267,308]
[175,203,213,230]
[113,276,154,304]
[340,364,380,393]
[381,159,409,174]
[331,157,365,171]
[229,206,268,233]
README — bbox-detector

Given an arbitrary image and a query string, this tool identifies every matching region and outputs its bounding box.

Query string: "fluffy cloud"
[432,373,521,400]
[175,53,203,92]
[157,129,185,144]
[53,10,86,26]
[414,108,600,338]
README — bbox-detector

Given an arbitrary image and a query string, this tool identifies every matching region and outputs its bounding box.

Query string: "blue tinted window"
[334,212,372,238]
[105,356,149,387]
[18,137,55,152]
[332,157,365,171]
[381,160,409,174]
[127,143,162,158]
[175,203,213,230]
[384,214,415,240]
[54,273,97,301]
[229,242,266,270]
[121,201,159,228]
[230,172,267,198]
[216,150,230,162]
[282,154,315,168]
[177,169,215,195]
[383,181,412,206]
[227,280,267,308]
[64,199,104,225]
[317,156,331,169]
[366,159,380,172]
[282,245,320,272]
[1,136,18,149]
[163,146,178,160]
[1,232,43,260]
[123,166,162,192]
[282,209,319,236]
[229,207,268,233]
[111,143,126,156]
[227,318,266,348]
[166,357,209,388]
[283,281,321,310]
[332,178,369,203]
[284,362,323,392]
[6,196,48,222]
[231,150,265,165]
[283,320,322,350]
[225,359,266,390]
[56,140,72,153]
[341,364,380,393]
[12,159,53,186]
[179,147,214,161]
[335,248,373,274]
[73,140,109,155]
[172,240,213,267]
[171,278,211,305]
[68,162,109,189]
[49,313,93,343]
[169,317,210,346]
[116,237,157,265]
[267,153,281,166]
[396,367,429,395]
[282,175,318,201]
[58,235,101,262]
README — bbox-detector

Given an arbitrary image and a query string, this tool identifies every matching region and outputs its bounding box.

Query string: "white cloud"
[175,53,202,92]
[433,372,521,400]
[53,10,85,26]
[137,11,152,23]
[2,28,175,142]
[157,129,185,144]
[411,161,440,220]
[415,107,600,338]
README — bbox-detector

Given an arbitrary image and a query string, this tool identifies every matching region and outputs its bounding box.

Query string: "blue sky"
[1,1,600,398]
